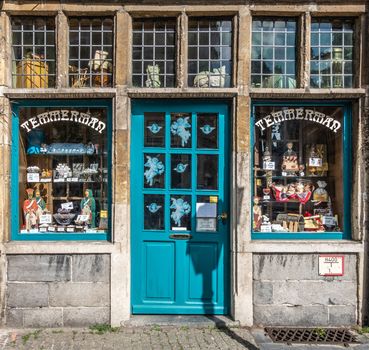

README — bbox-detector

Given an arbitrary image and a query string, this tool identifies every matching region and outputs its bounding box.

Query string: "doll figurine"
[35,189,46,221]
[23,188,38,230]
[80,189,96,228]
[282,142,299,173]
[253,197,263,230]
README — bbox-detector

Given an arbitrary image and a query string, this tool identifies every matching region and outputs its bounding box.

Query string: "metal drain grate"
[265,327,359,345]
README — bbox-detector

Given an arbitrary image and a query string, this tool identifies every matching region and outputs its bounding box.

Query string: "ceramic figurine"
[35,189,46,221]
[80,189,96,228]
[253,197,262,230]
[281,142,299,173]
[23,188,38,230]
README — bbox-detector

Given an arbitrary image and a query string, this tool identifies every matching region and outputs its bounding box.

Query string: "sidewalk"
[1,325,369,350]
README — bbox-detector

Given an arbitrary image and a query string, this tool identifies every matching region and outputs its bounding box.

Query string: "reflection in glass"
[144,194,165,230]
[197,155,218,190]
[170,195,191,230]
[251,18,297,88]
[253,105,344,234]
[310,18,354,88]
[171,154,191,189]
[18,107,109,234]
[144,112,165,147]
[143,153,165,188]
[197,114,218,149]
[170,113,192,148]
[188,18,233,87]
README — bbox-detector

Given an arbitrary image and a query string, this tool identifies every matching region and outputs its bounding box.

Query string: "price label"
[309,158,322,167]
[322,216,336,226]
[61,202,74,210]
[100,210,108,218]
[260,224,272,232]
[39,214,52,224]
[263,161,275,170]
[27,173,40,183]
[263,195,270,200]
[76,214,89,222]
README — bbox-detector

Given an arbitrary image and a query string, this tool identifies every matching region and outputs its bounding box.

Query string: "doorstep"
[125,315,240,328]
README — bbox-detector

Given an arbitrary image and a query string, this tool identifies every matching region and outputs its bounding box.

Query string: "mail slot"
[169,234,192,240]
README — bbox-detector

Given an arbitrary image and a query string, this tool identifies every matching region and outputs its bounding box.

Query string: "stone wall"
[6,254,110,327]
[253,254,358,326]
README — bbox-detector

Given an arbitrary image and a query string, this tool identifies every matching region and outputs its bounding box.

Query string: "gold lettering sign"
[20,110,106,134]
[255,108,341,133]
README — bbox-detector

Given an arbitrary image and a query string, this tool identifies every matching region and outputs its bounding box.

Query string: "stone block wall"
[6,254,110,327]
[253,254,357,327]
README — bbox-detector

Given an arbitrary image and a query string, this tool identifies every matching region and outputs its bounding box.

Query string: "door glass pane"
[197,113,218,149]
[144,194,165,230]
[171,154,191,189]
[170,113,192,148]
[143,153,165,188]
[197,154,218,190]
[170,195,191,230]
[144,112,165,147]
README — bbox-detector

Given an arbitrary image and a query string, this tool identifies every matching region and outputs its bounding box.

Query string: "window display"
[252,104,350,238]
[13,103,110,239]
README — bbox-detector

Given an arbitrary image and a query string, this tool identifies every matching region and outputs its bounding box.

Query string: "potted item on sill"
[16,52,48,88]
[145,65,161,88]
[88,50,112,87]
[69,65,89,88]
[194,66,226,88]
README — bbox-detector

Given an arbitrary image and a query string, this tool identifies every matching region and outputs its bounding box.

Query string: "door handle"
[217,212,228,222]
[169,233,192,240]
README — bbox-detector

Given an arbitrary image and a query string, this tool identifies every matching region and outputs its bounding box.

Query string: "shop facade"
[0,1,368,327]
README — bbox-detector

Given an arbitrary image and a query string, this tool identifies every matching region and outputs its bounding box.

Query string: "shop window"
[69,18,114,88]
[132,19,176,88]
[310,18,354,88]
[252,103,351,239]
[11,17,56,88]
[188,18,232,88]
[251,18,297,88]
[11,101,111,240]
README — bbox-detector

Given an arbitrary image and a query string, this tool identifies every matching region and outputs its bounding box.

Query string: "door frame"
[130,99,231,315]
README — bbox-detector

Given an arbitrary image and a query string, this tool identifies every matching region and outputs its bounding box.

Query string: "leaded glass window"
[251,18,297,88]
[11,17,56,88]
[310,18,354,88]
[188,18,232,88]
[69,18,114,88]
[132,19,176,88]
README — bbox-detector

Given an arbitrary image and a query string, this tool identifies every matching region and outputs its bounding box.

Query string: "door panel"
[143,242,175,301]
[187,243,218,302]
[131,100,229,314]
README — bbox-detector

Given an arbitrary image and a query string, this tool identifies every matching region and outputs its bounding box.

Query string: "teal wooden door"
[131,100,229,314]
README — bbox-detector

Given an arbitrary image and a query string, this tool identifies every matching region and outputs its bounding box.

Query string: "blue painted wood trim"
[250,100,352,240]
[131,99,230,314]
[10,99,112,241]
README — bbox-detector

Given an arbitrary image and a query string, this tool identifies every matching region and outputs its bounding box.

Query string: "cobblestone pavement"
[1,326,368,350]
[0,326,259,350]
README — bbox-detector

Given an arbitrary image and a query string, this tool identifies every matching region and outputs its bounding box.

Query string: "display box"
[16,59,49,88]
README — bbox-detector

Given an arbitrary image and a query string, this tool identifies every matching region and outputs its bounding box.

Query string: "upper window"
[11,101,111,240]
[132,19,176,88]
[252,104,351,240]
[11,17,56,88]
[69,18,114,88]
[251,18,296,88]
[188,18,232,88]
[310,18,354,88]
